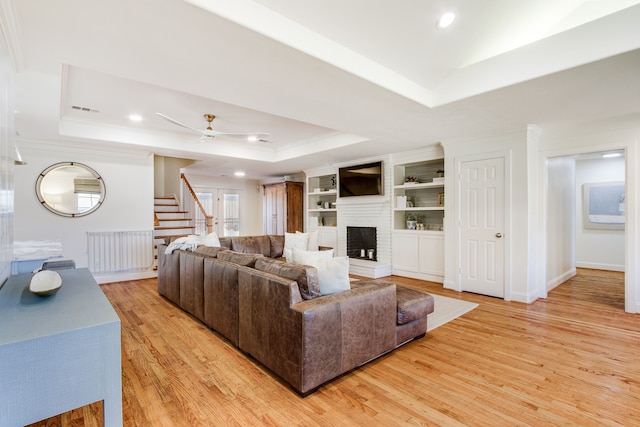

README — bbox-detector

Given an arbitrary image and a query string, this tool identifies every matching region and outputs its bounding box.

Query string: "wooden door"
[285,182,303,233]
[459,157,505,298]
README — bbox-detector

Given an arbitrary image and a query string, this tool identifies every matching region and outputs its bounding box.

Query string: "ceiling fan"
[156,112,270,142]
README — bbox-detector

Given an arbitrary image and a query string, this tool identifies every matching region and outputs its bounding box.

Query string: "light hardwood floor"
[30,269,639,426]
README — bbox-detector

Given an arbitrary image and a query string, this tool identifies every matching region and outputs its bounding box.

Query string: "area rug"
[427,294,478,331]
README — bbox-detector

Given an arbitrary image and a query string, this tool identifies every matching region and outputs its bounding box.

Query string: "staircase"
[153,196,195,268]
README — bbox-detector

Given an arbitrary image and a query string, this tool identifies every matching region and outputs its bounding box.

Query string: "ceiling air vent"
[71,105,100,113]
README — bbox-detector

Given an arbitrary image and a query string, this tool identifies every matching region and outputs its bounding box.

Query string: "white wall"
[14,141,155,281]
[545,156,576,290]
[442,128,532,302]
[575,156,625,271]
[155,155,195,198]
[0,31,14,284]
[182,172,263,236]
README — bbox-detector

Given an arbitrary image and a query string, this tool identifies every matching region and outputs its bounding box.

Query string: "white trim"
[93,270,157,285]
[547,268,577,292]
[576,262,624,272]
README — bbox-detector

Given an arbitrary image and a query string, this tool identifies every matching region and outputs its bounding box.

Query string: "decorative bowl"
[29,270,63,296]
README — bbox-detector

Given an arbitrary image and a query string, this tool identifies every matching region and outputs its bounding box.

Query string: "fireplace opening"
[346,226,377,261]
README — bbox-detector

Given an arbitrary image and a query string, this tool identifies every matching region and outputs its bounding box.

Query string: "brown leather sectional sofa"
[157,234,434,395]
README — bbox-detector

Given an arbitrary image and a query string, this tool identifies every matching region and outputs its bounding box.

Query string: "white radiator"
[87,230,154,273]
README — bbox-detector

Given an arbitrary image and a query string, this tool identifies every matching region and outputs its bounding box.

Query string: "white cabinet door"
[419,233,444,276]
[392,233,420,272]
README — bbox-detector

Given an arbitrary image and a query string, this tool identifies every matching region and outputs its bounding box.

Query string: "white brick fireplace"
[337,197,392,278]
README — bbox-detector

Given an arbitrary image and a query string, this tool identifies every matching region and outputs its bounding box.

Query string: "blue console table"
[0,268,122,426]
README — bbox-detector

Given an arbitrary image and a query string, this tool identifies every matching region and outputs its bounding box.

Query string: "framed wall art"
[582,181,625,230]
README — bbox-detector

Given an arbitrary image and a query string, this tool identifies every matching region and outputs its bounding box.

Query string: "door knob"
[495,233,503,238]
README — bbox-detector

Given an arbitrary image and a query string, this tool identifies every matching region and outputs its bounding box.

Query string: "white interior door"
[219,191,240,237]
[195,189,241,237]
[459,157,505,298]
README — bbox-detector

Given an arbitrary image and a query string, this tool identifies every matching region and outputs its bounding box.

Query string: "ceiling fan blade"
[214,132,270,138]
[156,112,204,135]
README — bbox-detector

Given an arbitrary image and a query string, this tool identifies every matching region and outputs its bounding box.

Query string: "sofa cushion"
[395,286,434,325]
[254,257,321,300]
[268,235,285,258]
[284,232,308,262]
[217,250,264,267]
[195,246,229,258]
[296,230,319,251]
[291,247,334,265]
[229,236,271,257]
[219,237,232,249]
[313,256,350,295]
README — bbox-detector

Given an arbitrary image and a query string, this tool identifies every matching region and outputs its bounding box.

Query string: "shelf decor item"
[404,176,418,184]
[438,192,445,207]
[406,212,417,230]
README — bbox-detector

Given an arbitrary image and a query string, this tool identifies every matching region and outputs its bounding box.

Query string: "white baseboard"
[576,262,625,272]
[547,268,577,292]
[93,269,157,284]
[391,268,444,284]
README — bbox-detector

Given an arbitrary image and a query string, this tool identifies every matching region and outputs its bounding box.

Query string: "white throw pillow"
[284,232,309,263]
[314,257,351,295]
[297,230,319,251]
[291,247,334,266]
[202,232,221,247]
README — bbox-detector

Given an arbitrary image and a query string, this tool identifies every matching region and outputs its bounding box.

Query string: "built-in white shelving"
[391,149,445,282]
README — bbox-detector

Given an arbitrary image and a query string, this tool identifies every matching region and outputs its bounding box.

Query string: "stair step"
[156,234,192,242]
[154,205,183,213]
[154,197,178,206]
[155,225,196,231]
[156,219,192,226]
[155,212,189,219]
[154,228,196,238]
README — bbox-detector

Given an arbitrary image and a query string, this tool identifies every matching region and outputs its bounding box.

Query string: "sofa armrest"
[292,281,397,377]
[237,267,397,394]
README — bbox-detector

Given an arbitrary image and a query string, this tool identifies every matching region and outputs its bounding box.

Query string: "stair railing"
[180,173,213,235]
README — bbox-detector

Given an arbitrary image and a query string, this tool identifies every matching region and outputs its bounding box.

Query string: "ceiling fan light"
[437,11,456,29]
[14,146,27,165]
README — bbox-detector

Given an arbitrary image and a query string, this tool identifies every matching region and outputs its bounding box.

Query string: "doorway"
[195,189,241,237]
[545,150,626,308]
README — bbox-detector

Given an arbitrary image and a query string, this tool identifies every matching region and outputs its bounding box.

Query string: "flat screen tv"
[338,161,383,197]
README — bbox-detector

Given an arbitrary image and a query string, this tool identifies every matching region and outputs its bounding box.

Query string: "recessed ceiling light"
[603,153,622,158]
[128,114,143,122]
[247,135,258,142]
[234,171,246,177]
[437,11,456,29]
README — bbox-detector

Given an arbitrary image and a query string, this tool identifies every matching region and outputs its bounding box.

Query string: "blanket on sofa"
[164,233,221,254]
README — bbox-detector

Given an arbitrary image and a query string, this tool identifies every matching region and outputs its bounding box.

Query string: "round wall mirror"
[36,162,106,217]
